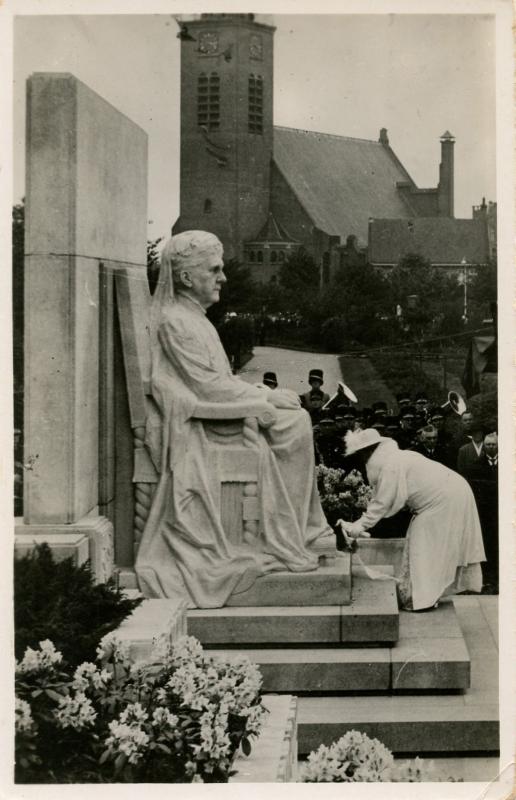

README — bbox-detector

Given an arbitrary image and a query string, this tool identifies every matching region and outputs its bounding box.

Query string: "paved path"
[238,346,343,397]
[239,346,395,409]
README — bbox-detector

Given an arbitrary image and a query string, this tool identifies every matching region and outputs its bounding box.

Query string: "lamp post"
[460,257,468,324]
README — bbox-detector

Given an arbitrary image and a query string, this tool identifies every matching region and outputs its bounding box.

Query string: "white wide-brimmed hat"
[344,428,384,455]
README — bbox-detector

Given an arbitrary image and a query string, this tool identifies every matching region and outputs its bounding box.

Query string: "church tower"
[173,14,275,260]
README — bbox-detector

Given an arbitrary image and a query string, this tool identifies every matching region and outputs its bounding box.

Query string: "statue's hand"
[267,388,301,410]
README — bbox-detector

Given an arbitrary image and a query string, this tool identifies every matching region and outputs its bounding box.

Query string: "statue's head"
[160,231,225,309]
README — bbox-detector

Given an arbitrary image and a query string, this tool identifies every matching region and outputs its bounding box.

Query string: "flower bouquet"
[15,634,267,783]
[316,466,372,548]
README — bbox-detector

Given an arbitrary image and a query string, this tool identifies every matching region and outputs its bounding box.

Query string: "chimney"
[379,127,389,145]
[438,131,455,217]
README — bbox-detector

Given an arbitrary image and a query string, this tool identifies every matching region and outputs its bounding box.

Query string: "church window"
[249,251,256,262]
[278,250,285,262]
[257,250,263,263]
[204,198,212,213]
[198,72,220,131]
[270,250,277,263]
[248,74,263,134]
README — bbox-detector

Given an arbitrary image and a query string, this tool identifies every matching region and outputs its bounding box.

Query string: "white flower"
[119,702,149,725]
[15,697,34,733]
[151,707,178,728]
[96,632,130,663]
[54,692,97,730]
[16,640,63,674]
[72,661,112,691]
[106,720,150,765]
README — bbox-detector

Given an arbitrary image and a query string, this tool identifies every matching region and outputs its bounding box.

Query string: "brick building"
[173,14,493,284]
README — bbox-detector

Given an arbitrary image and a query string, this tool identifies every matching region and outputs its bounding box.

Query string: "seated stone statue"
[135,231,334,608]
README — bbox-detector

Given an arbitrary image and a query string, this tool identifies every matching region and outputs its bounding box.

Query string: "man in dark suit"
[410,425,450,467]
[457,421,485,479]
[471,433,498,589]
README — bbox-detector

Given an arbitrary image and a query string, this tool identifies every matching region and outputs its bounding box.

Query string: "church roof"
[368,217,490,266]
[272,126,416,246]
[246,212,300,245]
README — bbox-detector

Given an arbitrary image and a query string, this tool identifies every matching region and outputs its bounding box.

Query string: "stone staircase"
[189,546,499,757]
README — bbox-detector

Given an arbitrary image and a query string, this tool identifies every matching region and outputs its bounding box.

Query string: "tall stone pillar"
[17,73,148,581]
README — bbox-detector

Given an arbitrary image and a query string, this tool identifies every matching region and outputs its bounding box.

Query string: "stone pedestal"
[23,72,148,574]
[15,514,114,583]
[114,598,188,662]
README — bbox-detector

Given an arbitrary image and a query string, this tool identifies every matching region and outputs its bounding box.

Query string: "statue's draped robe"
[135,294,332,608]
[358,438,485,610]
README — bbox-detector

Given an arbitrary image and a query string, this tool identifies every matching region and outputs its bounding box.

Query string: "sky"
[13,12,496,242]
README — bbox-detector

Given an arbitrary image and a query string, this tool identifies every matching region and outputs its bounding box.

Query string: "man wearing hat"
[372,400,388,419]
[136,231,334,607]
[414,391,430,421]
[395,391,411,413]
[299,368,330,424]
[262,371,278,389]
[396,406,417,449]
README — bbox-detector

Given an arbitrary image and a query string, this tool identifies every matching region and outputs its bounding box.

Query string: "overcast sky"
[13,13,496,241]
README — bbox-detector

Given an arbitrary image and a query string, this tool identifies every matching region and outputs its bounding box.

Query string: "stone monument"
[16,73,148,581]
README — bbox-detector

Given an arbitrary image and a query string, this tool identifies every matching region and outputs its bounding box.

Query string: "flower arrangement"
[316,466,372,527]
[301,730,435,783]
[15,634,267,783]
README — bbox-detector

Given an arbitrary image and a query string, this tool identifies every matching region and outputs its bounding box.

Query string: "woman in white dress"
[340,429,485,611]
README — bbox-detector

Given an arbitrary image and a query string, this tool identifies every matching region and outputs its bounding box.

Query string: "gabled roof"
[272,126,416,246]
[368,217,490,266]
[246,212,300,245]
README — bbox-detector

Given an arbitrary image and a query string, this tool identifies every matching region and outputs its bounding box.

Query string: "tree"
[467,258,497,326]
[147,236,163,295]
[276,248,320,316]
[387,253,461,341]
[206,259,258,325]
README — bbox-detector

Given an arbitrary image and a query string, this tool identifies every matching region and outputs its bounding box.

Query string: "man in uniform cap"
[299,368,330,424]
[414,391,430,421]
[397,405,417,449]
[334,404,356,435]
[384,415,400,439]
[262,371,278,389]
[396,391,411,412]
[372,400,388,418]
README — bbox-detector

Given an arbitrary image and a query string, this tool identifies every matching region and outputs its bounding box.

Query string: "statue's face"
[184,254,226,309]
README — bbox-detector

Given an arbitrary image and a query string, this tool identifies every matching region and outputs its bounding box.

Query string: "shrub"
[301,730,436,783]
[15,544,142,668]
[320,317,347,352]
[15,635,267,783]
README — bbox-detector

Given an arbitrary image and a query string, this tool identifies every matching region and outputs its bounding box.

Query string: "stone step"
[297,695,498,755]
[205,600,470,692]
[187,570,399,645]
[118,556,351,606]
[226,553,351,607]
[296,597,499,755]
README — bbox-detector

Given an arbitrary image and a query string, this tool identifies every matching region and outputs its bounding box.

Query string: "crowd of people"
[262,367,499,593]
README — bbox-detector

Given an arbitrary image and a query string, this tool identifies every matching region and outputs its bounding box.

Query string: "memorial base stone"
[15,514,114,583]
